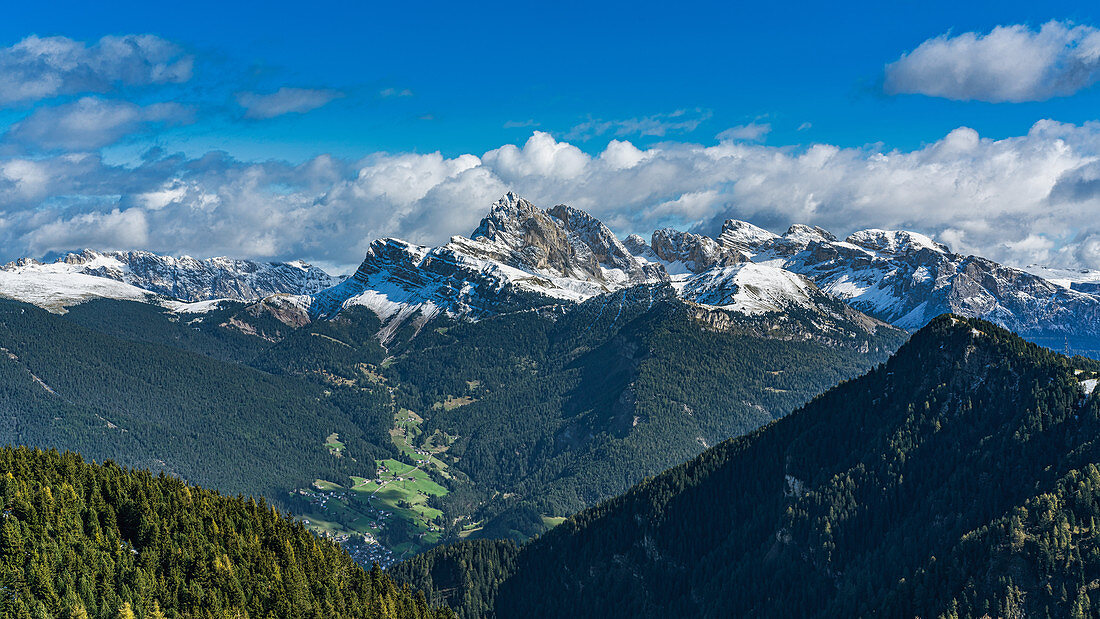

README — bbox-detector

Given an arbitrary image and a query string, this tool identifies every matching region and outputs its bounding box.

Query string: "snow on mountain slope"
[9,191,1096,355]
[1023,265,1100,294]
[309,194,680,340]
[0,262,156,312]
[700,222,1100,349]
[306,193,1100,349]
[306,195,891,344]
[716,219,779,257]
[309,236,604,341]
[0,249,340,311]
[679,263,816,315]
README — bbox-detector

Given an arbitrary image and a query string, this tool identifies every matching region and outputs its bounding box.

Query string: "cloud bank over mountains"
[5,124,1100,272]
[3,29,1100,272]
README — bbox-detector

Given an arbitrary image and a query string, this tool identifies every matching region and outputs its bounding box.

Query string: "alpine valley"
[7,194,1100,616]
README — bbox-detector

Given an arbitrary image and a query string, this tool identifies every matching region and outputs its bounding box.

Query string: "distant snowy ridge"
[0,249,340,311]
[706,219,1100,349]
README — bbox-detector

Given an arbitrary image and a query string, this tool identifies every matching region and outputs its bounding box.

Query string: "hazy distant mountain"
[0,248,338,310]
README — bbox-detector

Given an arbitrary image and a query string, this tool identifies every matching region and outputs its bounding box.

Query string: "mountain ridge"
[4,193,1100,357]
[393,314,1100,618]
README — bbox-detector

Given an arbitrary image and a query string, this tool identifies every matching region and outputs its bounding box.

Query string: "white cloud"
[379,87,413,98]
[0,34,192,105]
[483,131,590,180]
[885,21,1100,102]
[717,122,772,142]
[6,97,192,150]
[599,140,648,170]
[566,109,712,141]
[236,87,343,119]
[8,124,1100,271]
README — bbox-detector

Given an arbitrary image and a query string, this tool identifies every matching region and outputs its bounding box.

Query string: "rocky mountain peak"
[783,224,837,245]
[651,228,744,273]
[845,229,950,255]
[547,204,664,282]
[717,219,779,255]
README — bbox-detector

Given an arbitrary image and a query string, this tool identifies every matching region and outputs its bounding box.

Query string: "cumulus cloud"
[482,131,590,180]
[8,124,1100,271]
[236,87,343,119]
[885,21,1100,102]
[6,97,192,150]
[0,34,192,105]
[566,109,712,141]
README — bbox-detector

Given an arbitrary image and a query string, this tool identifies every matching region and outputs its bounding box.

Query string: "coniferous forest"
[393,316,1100,618]
[0,446,454,618]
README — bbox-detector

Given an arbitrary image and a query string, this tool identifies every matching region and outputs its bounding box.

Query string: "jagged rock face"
[468,192,604,281]
[308,193,681,342]
[623,234,655,258]
[650,228,743,273]
[546,204,666,283]
[309,237,593,342]
[40,249,338,302]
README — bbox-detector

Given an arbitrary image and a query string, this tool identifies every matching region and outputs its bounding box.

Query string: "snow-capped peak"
[717,219,779,255]
[469,191,542,245]
[845,229,949,255]
[782,224,837,246]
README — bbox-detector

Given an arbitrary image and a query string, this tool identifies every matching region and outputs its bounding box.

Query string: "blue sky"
[6,0,1100,271]
[6,0,1099,160]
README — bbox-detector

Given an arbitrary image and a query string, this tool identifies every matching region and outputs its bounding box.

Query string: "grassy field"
[324,432,345,457]
[299,457,449,557]
[541,515,567,529]
[432,395,477,411]
[391,409,454,477]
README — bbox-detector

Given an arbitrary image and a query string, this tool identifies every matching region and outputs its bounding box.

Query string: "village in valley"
[296,406,457,566]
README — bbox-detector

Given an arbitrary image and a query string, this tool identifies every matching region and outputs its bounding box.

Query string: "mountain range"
[7,193,1100,562]
[5,191,1100,357]
[9,193,1100,616]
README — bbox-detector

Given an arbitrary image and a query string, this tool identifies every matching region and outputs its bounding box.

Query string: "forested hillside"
[382,286,904,540]
[396,316,1100,618]
[0,299,394,500]
[0,446,452,618]
[0,285,903,554]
